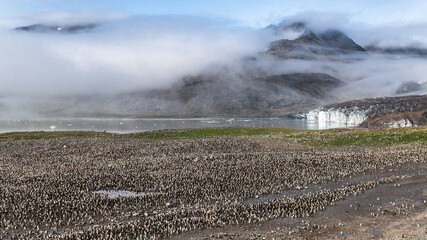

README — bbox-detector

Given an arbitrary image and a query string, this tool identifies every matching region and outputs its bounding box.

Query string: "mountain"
[7,21,427,120]
[33,73,343,117]
[318,30,366,52]
[267,22,366,59]
[14,23,97,33]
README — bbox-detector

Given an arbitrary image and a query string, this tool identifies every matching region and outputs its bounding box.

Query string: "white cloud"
[0,15,270,95]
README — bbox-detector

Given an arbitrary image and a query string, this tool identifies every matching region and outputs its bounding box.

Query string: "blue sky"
[1,0,427,28]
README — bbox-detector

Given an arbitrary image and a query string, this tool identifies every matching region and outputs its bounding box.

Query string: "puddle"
[93,190,160,199]
[365,222,389,236]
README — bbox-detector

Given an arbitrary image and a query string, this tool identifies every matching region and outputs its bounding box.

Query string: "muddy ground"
[173,162,427,239]
[0,133,426,239]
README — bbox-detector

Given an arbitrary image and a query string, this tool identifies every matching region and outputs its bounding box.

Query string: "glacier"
[305,107,369,126]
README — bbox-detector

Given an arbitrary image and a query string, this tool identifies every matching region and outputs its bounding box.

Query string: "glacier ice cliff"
[305,107,369,126]
[298,95,427,128]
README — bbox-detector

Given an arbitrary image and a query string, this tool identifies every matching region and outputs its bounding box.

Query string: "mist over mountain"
[365,45,427,57]
[1,17,427,118]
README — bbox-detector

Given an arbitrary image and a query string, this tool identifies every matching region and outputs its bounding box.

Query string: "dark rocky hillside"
[267,22,366,60]
[36,73,343,117]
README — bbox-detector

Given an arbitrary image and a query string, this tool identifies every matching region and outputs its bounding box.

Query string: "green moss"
[294,128,427,147]
[1,127,426,147]
[124,127,304,139]
[0,127,302,141]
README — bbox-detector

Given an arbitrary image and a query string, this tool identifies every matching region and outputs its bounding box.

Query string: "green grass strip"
[1,127,426,148]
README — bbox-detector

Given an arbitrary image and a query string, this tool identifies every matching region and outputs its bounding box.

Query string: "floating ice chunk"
[50,126,56,130]
[201,120,219,124]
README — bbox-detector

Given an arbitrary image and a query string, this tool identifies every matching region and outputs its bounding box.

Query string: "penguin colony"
[0,136,425,239]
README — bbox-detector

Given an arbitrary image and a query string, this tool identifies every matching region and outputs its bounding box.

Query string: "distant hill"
[14,23,97,33]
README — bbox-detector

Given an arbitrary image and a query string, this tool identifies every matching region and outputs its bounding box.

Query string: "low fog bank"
[1,12,427,117]
[0,15,271,96]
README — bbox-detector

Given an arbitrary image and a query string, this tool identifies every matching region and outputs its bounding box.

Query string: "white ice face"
[306,108,368,126]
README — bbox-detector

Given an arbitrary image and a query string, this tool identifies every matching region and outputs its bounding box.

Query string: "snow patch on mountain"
[386,119,414,128]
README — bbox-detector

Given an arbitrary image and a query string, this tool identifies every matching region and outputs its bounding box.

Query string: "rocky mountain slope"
[267,22,366,60]
[34,73,342,117]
